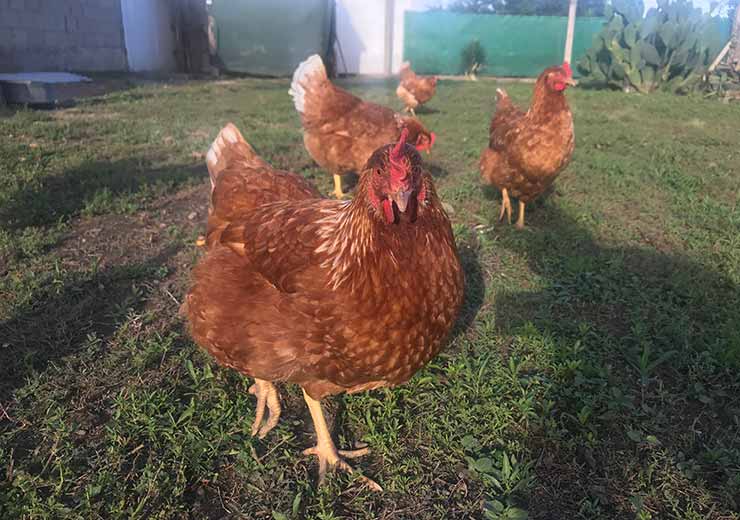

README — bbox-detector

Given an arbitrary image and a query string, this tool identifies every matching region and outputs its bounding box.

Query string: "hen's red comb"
[389,128,410,181]
[562,61,572,77]
[391,127,409,162]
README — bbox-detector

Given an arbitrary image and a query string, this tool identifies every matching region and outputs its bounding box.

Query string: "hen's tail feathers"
[289,54,327,115]
[495,88,513,110]
[206,123,263,194]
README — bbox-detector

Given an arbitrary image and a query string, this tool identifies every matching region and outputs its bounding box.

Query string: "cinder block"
[81,31,101,48]
[99,29,123,48]
[82,4,116,21]
[1,8,23,27]
[11,29,29,49]
[20,10,46,29]
[44,31,69,48]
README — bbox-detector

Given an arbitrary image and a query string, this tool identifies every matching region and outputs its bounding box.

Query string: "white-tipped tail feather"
[496,88,508,100]
[206,123,253,192]
[289,54,326,114]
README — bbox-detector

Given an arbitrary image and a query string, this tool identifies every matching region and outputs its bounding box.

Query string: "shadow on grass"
[0,246,182,401]
[427,163,449,179]
[0,158,204,232]
[414,106,440,115]
[453,244,486,341]
[493,205,740,516]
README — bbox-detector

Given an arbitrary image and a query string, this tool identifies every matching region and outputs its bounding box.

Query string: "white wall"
[335,0,445,75]
[335,0,386,74]
[121,0,177,72]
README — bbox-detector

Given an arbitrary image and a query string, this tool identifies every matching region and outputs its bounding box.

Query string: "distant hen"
[290,54,436,199]
[480,63,576,228]
[396,61,438,115]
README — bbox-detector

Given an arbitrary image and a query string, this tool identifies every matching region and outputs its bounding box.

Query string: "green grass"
[1,77,739,519]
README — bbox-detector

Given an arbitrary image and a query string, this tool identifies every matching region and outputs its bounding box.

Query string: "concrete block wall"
[0,0,128,72]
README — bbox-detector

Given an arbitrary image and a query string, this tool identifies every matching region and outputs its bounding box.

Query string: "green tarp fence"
[404,12,609,77]
[210,0,332,76]
[404,11,734,78]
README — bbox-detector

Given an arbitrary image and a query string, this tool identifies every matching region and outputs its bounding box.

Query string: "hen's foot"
[249,379,281,439]
[301,388,381,492]
[302,444,381,492]
[515,201,526,230]
[499,188,512,224]
[332,174,346,200]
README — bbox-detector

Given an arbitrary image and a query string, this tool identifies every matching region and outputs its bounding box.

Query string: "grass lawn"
[1,76,739,520]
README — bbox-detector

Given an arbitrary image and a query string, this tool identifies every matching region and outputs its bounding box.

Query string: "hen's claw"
[248,379,281,439]
[301,388,382,492]
[302,444,382,492]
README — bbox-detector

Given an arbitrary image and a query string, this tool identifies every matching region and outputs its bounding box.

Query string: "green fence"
[210,0,332,76]
[404,12,606,77]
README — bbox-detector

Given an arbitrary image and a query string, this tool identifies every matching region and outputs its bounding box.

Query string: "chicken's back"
[407,77,437,105]
[290,55,404,174]
[205,124,321,245]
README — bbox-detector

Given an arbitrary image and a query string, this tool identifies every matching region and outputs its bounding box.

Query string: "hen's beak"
[391,189,412,213]
[565,77,578,86]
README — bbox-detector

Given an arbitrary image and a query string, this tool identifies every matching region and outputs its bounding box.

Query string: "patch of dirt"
[58,181,209,271]
[50,109,121,122]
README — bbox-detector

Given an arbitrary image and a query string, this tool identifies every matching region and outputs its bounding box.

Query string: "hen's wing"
[185,201,345,384]
[488,88,525,148]
[408,78,436,105]
[480,89,525,188]
[396,83,418,108]
[205,124,321,246]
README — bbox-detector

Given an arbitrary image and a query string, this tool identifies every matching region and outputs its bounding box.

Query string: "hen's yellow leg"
[499,188,512,224]
[332,174,345,199]
[249,379,281,439]
[301,389,382,492]
[515,201,526,229]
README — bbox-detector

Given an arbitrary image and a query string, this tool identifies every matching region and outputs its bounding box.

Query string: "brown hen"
[480,62,576,229]
[289,54,436,199]
[396,61,438,115]
[184,125,463,491]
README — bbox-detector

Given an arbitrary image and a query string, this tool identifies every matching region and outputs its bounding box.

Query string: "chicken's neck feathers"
[315,176,437,291]
[526,82,570,123]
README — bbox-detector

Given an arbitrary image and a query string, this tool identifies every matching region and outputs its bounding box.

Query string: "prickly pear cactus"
[577,0,722,93]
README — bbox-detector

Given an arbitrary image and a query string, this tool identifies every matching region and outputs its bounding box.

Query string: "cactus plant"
[578,0,721,93]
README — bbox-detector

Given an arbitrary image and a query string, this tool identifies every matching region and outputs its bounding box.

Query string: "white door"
[335,0,387,74]
[121,0,177,72]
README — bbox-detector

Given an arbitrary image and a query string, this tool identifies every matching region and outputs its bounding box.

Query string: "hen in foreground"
[396,61,438,115]
[480,62,576,229]
[184,125,464,491]
[290,54,436,199]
